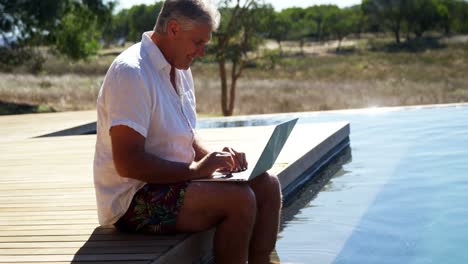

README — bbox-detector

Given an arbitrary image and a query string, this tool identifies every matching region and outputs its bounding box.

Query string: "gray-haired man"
[94,1,282,263]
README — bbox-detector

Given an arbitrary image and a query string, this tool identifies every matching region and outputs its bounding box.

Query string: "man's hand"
[223,147,247,172]
[190,151,235,178]
[189,147,247,179]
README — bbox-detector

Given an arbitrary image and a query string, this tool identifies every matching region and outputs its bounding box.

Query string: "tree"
[0,0,68,46]
[348,5,366,38]
[127,3,163,42]
[0,0,68,71]
[83,0,115,25]
[104,9,130,46]
[456,0,468,33]
[404,0,444,38]
[281,7,314,55]
[305,5,340,42]
[0,0,114,60]
[54,4,101,60]
[211,0,273,116]
[437,0,452,35]
[328,8,356,51]
[362,0,406,43]
[266,10,291,54]
[443,0,468,34]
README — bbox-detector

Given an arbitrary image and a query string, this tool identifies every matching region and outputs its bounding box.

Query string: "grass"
[1,36,467,115]
[0,100,55,115]
[0,74,101,113]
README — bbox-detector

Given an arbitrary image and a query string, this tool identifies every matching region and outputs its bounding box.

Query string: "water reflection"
[272,147,352,263]
[280,147,352,233]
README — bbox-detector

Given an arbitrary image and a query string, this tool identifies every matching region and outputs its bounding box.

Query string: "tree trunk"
[317,21,322,41]
[218,59,230,116]
[299,39,305,56]
[227,61,238,116]
[277,40,283,56]
[415,30,423,38]
[394,29,401,44]
[393,19,401,44]
[336,38,342,52]
[444,24,450,36]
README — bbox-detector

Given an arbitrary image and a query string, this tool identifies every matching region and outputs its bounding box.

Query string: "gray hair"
[154,0,221,33]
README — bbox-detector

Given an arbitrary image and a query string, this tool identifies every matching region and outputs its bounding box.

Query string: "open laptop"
[195,118,298,182]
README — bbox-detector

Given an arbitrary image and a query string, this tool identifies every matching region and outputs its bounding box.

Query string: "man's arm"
[193,135,210,162]
[110,125,236,184]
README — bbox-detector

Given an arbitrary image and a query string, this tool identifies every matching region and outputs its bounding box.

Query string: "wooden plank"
[0,201,97,207]
[0,206,97,212]
[0,219,98,226]
[0,240,178,249]
[0,223,100,230]
[10,262,149,264]
[0,215,98,221]
[0,111,96,141]
[0,193,94,198]
[0,204,97,209]
[0,190,93,196]
[0,184,94,190]
[0,228,116,235]
[0,253,160,262]
[0,211,97,217]
[0,195,95,201]
[1,246,168,255]
[0,234,185,243]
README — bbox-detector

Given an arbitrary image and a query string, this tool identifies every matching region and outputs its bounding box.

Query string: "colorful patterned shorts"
[114,182,190,234]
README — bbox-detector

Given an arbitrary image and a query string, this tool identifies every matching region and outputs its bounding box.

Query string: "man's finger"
[240,153,248,170]
[229,148,247,171]
[212,151,233,171]
[221,148,235,165]
[228,148,244,172]
[221,151,236,171]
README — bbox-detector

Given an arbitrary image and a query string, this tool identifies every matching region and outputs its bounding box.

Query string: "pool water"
[200,104,468,264]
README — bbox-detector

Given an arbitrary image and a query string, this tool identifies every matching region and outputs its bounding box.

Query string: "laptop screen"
[249,118,298,179]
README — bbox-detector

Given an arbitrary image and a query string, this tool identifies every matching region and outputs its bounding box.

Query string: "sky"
[115,0,362,12]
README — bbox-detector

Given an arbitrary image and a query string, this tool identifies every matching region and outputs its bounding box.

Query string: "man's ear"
[166,19,180,39]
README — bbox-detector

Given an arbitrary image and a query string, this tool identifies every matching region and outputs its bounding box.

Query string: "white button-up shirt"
[93,32,197,225]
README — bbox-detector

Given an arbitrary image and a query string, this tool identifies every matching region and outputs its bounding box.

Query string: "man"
[93,0,282,263]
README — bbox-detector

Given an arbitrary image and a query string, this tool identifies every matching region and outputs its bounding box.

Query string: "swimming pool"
[200,104,468,264]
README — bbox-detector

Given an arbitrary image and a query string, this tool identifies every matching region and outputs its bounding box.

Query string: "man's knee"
[226,184,257,222]
[267,173,282,208]
[175,183,256,232]
[267,173,281,194]
[253,173,282,204]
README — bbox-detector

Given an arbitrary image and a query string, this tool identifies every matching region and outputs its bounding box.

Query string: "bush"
[0,47,45,73]
[54,5,101,61]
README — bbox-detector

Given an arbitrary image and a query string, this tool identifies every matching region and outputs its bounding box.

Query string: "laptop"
[195,118,298,182]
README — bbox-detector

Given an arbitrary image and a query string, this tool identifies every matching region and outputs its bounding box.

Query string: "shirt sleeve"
[103,63,152,138]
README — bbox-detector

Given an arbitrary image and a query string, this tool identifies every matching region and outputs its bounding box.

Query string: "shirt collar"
[141,31,171,72]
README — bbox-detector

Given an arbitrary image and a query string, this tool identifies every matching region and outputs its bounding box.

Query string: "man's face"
[172,22,212,70]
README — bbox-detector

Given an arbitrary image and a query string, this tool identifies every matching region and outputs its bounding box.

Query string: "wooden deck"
[0,112,349,263]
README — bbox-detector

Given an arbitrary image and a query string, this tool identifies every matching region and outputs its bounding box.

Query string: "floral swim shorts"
[114,182,190,234]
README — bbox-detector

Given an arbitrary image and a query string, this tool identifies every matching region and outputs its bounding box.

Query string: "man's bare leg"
[247,173,282,264]
[176,182,257,264]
